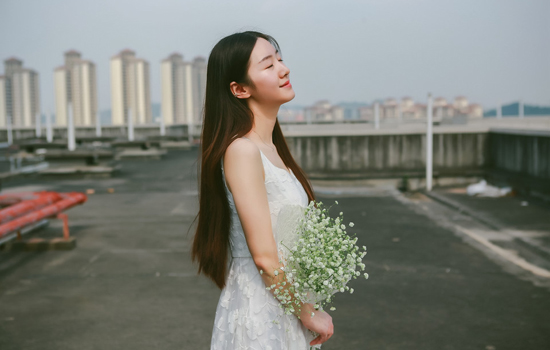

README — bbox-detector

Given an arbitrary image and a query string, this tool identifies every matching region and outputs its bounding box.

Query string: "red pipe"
[0,192,62,224]
[0,192,87,239]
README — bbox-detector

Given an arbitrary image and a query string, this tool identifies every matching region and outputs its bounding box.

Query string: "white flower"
[274,270,279,276]
[364,273,369,279]
[349,222,354,227]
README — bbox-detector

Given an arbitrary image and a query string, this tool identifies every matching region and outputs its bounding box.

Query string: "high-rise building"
[192,57,207,124]
[161,53,194,125]
[110,49,152,126]
[0,57,40,127]
[54,50,98,126]
[0,76,6,127]
[161,54,207,126]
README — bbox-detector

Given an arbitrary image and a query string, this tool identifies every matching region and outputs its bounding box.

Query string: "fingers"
[309,331,334,346]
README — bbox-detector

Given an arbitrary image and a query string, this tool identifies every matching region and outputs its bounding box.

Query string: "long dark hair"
[192,31,316,289]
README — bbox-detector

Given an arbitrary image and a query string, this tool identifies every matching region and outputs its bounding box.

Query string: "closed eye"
[267,59,283,69]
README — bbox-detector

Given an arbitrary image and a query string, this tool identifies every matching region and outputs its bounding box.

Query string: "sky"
[0,0,548,114]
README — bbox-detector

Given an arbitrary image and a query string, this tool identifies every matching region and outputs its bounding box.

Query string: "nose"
[279,61,290,78]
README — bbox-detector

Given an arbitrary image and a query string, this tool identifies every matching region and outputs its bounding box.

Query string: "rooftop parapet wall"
[285,132,487,179]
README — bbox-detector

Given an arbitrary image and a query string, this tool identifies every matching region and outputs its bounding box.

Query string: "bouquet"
[265,200,369,319]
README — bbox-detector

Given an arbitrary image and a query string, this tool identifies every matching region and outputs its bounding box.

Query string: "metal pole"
[519,99,524,119]
[188,121,193,145]
[374,102,380,130]
[128,109,134,141]
[398,102,402,123]
[7,115,13,145]
[96,111,102,137]
[46,110,53,143]
[35,112,41,138]
[160,115,166,137]
[426,93,433,191]
[67,103,75,151]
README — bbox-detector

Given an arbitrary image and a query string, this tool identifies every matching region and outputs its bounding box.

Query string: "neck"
[247,100,280,143]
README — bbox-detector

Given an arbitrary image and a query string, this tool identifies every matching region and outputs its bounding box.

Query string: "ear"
[229,81,251,99]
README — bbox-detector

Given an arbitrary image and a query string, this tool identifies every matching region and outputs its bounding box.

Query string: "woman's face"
[245,38,295,105]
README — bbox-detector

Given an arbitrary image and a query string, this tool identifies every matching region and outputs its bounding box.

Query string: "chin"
[282,90,296,103]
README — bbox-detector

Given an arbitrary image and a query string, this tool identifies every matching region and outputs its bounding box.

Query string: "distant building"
[278,105,305,122]
[110,49,152,126]
[0,76,6,127]
[382,98,399,119]
[304,100,344,122]
[358,96,483,121]
[192,57,207,124]
[54,50,98,126]
[161,53,195,125]
[0,57,40,127]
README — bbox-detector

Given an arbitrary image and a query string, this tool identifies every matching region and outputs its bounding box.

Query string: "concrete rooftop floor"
[0,148,549,350]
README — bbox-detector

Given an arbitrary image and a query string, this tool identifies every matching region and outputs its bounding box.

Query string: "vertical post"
[497,102,502,119]
[46,111,53,143]
[374,101,380,130]
[519,99,524,119]
[35,112,42,138]
[128,109,134,141]
[7,115,13,145]
[188,120,193,145]
[96,111,102,137]
[67,103,76,151]
[426,93,433,191]
[160,115,166,136]
[398,102,403,123]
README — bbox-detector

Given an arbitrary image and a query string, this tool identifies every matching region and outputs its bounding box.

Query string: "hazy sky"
[1,0,548,114]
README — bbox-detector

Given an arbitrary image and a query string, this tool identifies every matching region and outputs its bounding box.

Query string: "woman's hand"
[299,303,334,346]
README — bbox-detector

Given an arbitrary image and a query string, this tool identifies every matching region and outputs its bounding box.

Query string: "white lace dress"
[211,137,318,349]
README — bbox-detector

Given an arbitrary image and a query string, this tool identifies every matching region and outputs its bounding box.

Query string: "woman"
[192,31,334,349]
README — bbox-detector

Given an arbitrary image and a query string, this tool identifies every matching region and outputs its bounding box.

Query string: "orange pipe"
[0,192,62,224]
[0,192,87,239]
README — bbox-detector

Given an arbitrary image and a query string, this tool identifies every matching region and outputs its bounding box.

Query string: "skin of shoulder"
[223,138,278,269]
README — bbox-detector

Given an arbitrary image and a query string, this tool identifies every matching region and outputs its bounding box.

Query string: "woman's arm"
[223,139,333,345]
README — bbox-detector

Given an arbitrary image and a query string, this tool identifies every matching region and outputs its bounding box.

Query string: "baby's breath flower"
[271,199,369,317]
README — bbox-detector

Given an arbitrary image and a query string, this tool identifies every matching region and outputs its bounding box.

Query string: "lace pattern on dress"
[213,138,318,349]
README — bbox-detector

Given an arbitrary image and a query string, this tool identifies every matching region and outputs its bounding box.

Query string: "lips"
[280,81,291,88]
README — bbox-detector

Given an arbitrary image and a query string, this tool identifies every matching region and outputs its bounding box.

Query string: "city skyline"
[0,0,548,115]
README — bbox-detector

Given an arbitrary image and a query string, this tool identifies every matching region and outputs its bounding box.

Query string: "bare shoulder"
[223,138,265,192]
[225,138,260,161]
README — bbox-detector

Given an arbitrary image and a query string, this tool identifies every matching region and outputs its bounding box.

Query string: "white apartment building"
[161,54,207,126]
[110,49,152,126]
[0,57,40,127]
[304,100,344,122]
[161,53,194,125]
[0,76,6,127]
[192,56,207,124]
[359,96,483,121]
[54,50,98,126]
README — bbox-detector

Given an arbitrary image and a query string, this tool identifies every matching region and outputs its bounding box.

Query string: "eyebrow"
[258,50,279,64]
